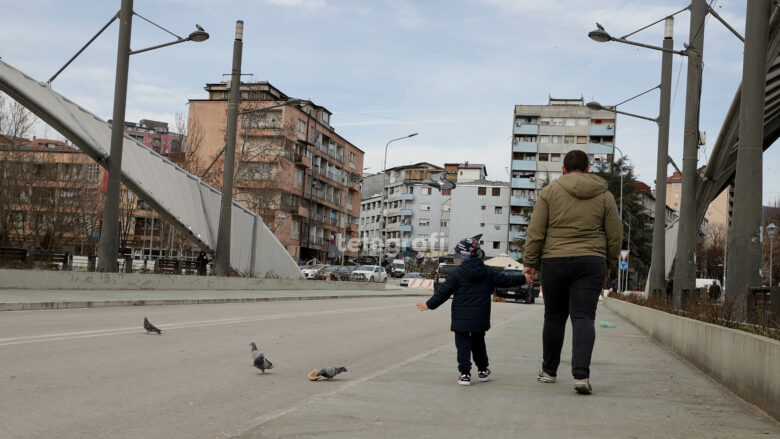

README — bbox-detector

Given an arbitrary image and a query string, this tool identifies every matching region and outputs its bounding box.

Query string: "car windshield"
[355,265,374,271]
[404,272,420,278]
[393,263,404,268]
[325,265,341,272]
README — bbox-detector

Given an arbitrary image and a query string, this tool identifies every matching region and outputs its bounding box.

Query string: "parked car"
[351,265,387,283]
[492,267,539,304]
[300,264,326,279]
[400,272,422,287]
[433,263,458,293]
[391,259,406,278]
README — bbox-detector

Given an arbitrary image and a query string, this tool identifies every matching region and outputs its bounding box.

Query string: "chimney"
[33,136,36,140]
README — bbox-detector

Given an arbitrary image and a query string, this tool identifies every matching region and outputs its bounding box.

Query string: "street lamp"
[588,15,681,299]
[380,133,418,256]
[438,198,451,256]
[91,0,208,272]
[768,223,777,287]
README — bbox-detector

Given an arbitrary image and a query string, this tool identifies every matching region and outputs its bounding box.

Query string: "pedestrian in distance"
[417,238,526,386]
[522,149,622,395]
[708,281,721,305]
[196,251,209,276]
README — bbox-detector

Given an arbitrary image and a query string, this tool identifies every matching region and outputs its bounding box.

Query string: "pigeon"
[596,22,605,31]
[250,342,273,374]
[195,24,205,31]
[143,317,162,334]
[310,367,348,381]
[420,171,456,192]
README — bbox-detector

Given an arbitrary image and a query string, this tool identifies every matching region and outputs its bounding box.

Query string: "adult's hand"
[522,267,535,285]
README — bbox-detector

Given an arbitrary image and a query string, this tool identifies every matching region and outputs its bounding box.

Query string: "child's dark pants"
[454,331,488,374]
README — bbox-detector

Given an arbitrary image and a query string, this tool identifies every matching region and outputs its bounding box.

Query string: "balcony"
[401,193,414,201]
[509,231,526,242]
[588,142,614,155]
[399,224,412,232]
[293,152,312,168]
[513,124,539,135]
[509,214,527,224]
[511,160,536,171]
[511,196,534,207]
[512,141,537,153]
[400,209,413,216]
[511,177,536,189]
[400,241,412,248]
[589,124,615,136]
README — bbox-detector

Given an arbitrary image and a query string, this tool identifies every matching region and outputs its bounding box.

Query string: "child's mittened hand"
[416,302,429,311]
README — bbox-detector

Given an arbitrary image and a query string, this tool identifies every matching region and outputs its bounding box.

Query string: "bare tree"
[0,92,37,144]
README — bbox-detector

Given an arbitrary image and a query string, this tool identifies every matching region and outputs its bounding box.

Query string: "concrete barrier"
[605,297,780,421]
[0,269,388,292]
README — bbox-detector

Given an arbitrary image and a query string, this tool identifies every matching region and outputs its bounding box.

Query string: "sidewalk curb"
[0,293,429,312]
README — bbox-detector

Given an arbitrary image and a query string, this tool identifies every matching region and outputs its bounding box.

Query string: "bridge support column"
[726,0,771,317]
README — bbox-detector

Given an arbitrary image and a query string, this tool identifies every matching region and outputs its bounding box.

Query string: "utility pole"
[215,20,244,276]
[726,0,771,316]
[673,0,707,308]
[97,0,133,272]
[649,17,674,298]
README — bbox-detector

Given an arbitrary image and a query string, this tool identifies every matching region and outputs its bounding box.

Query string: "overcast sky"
[1,0,778,203]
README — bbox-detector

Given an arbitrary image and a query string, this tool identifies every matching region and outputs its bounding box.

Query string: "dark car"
[492,267,539,304]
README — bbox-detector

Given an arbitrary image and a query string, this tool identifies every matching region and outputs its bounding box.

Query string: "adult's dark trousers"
[454,331,488,374]
[540,256,606,379]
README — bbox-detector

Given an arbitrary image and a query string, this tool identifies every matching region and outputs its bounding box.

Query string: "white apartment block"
[449,181,510,258]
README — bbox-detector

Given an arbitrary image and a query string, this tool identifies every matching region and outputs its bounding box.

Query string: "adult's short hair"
[563,150,589,173]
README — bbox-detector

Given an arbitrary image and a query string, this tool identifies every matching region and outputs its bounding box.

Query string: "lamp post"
[380,133,418,257]
[438,198,451,256]
[214,21,244,277]
[95,0,208,272]
[768,223,777,287]
[587,16,677,298]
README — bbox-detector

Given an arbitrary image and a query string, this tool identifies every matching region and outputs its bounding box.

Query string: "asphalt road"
[0,296,527,439]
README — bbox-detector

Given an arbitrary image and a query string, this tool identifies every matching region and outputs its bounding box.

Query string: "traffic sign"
[620,261,628,271]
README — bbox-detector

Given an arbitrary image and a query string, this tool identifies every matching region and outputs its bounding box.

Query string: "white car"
[300,264,326,279]
[400,272,422,287]
[351,265,387,283]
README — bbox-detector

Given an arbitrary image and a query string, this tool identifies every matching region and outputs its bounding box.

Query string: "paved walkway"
[0,286,425,311]
[238,303,779,439]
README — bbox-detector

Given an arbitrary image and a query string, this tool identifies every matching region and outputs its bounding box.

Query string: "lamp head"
[188,30,210,42]
[586,101,604,111]
[408,133,418,138]
[588,28,612,43]
[768,222,777,237]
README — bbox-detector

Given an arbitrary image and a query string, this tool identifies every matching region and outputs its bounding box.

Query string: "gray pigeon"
[317,366,347,380]
[143,317,162,334]
[250,342,273,374]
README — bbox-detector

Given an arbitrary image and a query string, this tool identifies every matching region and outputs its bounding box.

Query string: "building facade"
[449,180,509,258]
[508,97,616,260]
[187,81,364,262]
[666,170,729,229]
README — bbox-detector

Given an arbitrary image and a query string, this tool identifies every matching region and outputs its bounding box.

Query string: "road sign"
[620,261,628,271]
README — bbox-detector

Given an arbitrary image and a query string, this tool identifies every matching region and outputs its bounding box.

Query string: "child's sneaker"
[478,369,491,382]
[457,374,471,386]
[537,370,556,383]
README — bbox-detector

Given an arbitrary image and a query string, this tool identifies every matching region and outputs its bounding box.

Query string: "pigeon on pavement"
[310,367,347,381]
[143,317,162,334]
[250,342,273,374]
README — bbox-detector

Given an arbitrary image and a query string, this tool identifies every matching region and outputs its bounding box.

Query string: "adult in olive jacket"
[522,149,622,395]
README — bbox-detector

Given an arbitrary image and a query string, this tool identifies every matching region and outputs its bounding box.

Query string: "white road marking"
[0,303,409,347]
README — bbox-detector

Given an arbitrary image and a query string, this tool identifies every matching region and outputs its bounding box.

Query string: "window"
[297,119,306,135]
[577,136,587,144]
[291,219,300,239]
[349,152,356,166]
[442,189,451,195]
[294,168,304,189]
[564,136,575,144]
[419,219,430,226]
[538,153,549,161]
[478,187,487,196]
[424,188,432,195]
[565,118,576,127]
[550,154,562,162]
[440,221,448,227]
[495,207,503,215]
[539,135,551,144]
[492,187,500,196]
[321,112,330,124]
[479,240,485,245]
[493,241,501,249]
[494,225,501,231]
[481,206,486,210]
[551,136,563,144]
[480,223,485,227]
[442,204,451,212]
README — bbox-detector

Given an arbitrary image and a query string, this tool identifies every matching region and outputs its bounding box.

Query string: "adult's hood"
[555,173,608,200]
[458,258,491,281]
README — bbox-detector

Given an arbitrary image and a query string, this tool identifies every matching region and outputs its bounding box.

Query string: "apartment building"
[666,170,729,229]
[110,119,182,155]
[449,180,509,258]
[187,81,364,262]
[508,97,616,259]
[358,194,382,258]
